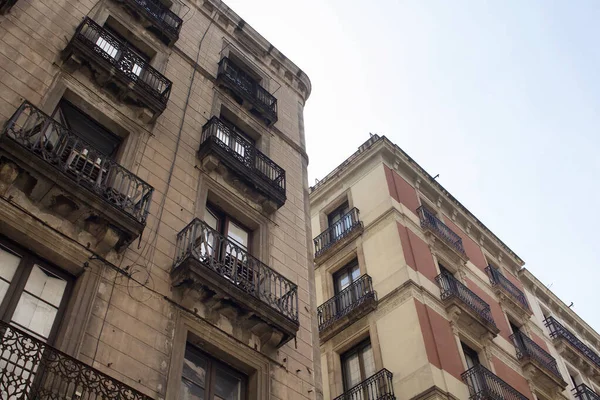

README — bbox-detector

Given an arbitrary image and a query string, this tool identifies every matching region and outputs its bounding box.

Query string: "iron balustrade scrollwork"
[200,117,286,194]
[174,218,298,322]
[0,320,152,400]
[510,330,562,379]
[545,316,600,369]
[317,274,376,332]
[217,57,278,124]
[333,368,395,400]
[436,272,496,328]
[574,383,600,400]
[70,18,172,111]
[314,208,362,258]
[461,364,528,400]
[124,0,183,41]
[417,206,465,255]
[1,102,153,224]
[486,266,529,311]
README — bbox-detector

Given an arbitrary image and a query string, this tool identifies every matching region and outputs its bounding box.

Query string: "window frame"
[341,338,375,391]
[181,343,248,400]
[206,203,253,252]
[333,259,360,295]
[327,201,350,228]
[0,237,73,344]
[461,341,481,370]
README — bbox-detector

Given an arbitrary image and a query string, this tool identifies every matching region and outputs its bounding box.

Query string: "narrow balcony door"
[328,202,350,243]
[341,340,376,399]
[333,261,361,318]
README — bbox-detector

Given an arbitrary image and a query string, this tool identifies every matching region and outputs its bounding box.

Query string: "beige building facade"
[310,135,600,400]
[0,0,321,399]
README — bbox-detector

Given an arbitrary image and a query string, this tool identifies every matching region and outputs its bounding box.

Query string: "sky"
[221,0,600,332]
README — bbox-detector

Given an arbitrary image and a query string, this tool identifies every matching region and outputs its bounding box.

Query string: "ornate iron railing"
[200,117,286,195]
[124,0,182,41]
[0,320,152,400]
[333,369,395,400]
[574,383,600,400]
[1,102,153,224]
[217,57,278,124]
[0,0,17,14]
[314,208,362,258]
[417,206,465,255]
[70,18,172,111]
[173,218,298,322]
[486,266,529,311]
[510,330,562,379]
[436,272,496,328]
[462,364,528,400]
[317,274,376,332]
[545,316,600,369]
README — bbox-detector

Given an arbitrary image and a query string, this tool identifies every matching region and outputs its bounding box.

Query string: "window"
[438,263,452,276]
[328,201,351,240]
[341,339,376,390]
[461,342,480,369]
[333,259,362,313]
[180,344,246,400]
[215,117,254,160]
[0,239,71,343]
[50,100,122,185]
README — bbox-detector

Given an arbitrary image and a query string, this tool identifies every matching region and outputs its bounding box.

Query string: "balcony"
[63,18,172,121]
[0,102,153,253]
[318,274,377,341]
[171,219,299,349]
[0,0,17,14]
[436,272,499,338]
[120,0,183,45]
[486,266,531,321]
[217,57,278,126]
[510,331,567,391]
[0,321,151,400]
[333,369,395,400]
[545,316,600,374]
[574,384,600,400]
[462,364,528,400]
[314,208,363,263]
[197,117,286,211]
[417,206,467,262]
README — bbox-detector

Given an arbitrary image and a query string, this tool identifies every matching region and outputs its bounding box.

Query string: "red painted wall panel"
[383,165,420,215]
[397,223,438,283]
[465,278,511,341]
[414,299,464,381]
[492,356,534,399]
[531,331,550,352]
[500,267,525,291]
[443,217,488,272]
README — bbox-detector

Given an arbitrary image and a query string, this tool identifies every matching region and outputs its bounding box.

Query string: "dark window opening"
[461,342,480,370]
[328,201,350,227]
[439,263,452,276]
[341,339,376,391]
[180,344,247,400]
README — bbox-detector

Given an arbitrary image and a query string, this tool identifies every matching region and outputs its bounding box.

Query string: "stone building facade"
[0,0,321,399]
[310,135,600,400]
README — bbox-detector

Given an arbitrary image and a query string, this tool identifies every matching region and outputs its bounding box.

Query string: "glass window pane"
[12,292,58,340]
[205,209,219,231]
[343,352,361,389]
[24,265,67,307]
[361,344,376,378]
[183,347,207,387]
[350,264,360,281]
[180,379,205,400]
[337,273,350,292]
[214,367,243,400]
[0,247,20,283]
[227,221,248,249]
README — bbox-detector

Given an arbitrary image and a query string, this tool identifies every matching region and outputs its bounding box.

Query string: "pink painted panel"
[443,217,487,272]
[397,222,437,283]
[383,165,420,215]
[492,356,534,399]
[465,278,511,341]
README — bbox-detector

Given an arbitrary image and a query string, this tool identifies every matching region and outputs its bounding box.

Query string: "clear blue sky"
[221,0,600,332]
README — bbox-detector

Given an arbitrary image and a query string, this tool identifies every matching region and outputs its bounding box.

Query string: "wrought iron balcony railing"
[436,272,496,328]
[217,57,278,125]
[574,383,600,400]
[462,364,528,400]
[417,206,465,255]
[510,330,562,379]
[0,0,17,14]
[67,18,172,115]
[174,218,298,323]
[0,320,151,400]
[318,274,376,332]
[333,369,395,400]
[199,117,286,207]
[486,266,529,311]
[314,208,362,258]
[545,316,600,369]
[124,0,183,44]
[1,102,153,224]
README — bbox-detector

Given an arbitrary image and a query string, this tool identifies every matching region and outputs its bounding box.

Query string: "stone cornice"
[519,268,600,349]
[184,0,312,102]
